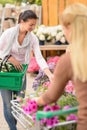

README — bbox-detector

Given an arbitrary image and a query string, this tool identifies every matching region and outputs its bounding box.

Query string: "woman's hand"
[43,68,54,82]
[8,56,23,71]
[32,97,46,106]
[48,73,54,82]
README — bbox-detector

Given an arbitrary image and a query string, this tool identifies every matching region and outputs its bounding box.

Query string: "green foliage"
[58,93,78,108]
[28,0,42,5]
[28,0,35,4]
[35,0,42,5]
[0,0,14,6]
[49,123,77,130]
[0,0,42,6]
[0,0,22,6]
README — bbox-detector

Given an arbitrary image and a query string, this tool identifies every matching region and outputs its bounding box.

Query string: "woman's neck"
[19,24,28,36]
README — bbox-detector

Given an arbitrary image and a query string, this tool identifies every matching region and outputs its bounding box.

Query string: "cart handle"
[36,106,78,120]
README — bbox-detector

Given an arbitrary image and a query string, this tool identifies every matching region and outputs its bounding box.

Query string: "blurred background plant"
[33,25,68,45]
[28,0,42,5]
[0,0,42,6]
[0,0,22,6]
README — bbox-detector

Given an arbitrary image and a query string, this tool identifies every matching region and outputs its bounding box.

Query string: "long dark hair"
[18,10,38,23]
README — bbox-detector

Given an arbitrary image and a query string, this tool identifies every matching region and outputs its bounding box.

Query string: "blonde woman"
[36,3,87,130]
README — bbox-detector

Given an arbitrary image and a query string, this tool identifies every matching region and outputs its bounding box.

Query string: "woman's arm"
[0,29,13,59]
[32,34,53,81]
[43,67,54,82]
[36,53,71,106]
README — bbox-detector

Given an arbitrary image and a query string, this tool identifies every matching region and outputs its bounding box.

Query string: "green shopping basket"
[0,64,28,91]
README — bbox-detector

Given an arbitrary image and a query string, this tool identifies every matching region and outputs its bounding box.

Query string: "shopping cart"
[11,100,78,130]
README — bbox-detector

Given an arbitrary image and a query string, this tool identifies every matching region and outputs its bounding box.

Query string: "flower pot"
[55,41,62,45]
[46,39,52,42]
[39,40,45,45]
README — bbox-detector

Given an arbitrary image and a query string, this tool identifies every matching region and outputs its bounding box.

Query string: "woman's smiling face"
[21,19,37,32]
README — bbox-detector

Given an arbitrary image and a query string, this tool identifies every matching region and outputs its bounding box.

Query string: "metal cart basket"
[11,100,78,130]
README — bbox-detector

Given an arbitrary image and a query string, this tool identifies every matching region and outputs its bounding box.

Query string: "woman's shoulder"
[60,52,70,62]
[30,32,39,43]
[3,25,17,35]
[59,52,72,70]
[56,52,73,79]
[0,26,17,38]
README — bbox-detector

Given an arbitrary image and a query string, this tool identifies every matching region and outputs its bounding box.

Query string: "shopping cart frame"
[11,100,78,130]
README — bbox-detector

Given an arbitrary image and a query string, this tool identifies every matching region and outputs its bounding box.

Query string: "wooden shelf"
[40,45,68,59]
[40,45,68,50]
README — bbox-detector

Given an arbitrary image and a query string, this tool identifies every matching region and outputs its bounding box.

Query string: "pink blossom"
[40,118,47,125]
[46,118,54,127]
[65,81,74,94]
[20,91,24,94]
[22,100,38,114]
[63,105,71,110]
[32,113,36,123]
[27,57,40,72]
[47,56,59,64]
[51,105,60,111]
[27,100,38,114]
[52,116,59,125]
[25,97,30,103]
[43,105,52,111]
[43,105,60,112]
[66,114,78,121]
[46,117,59,127]
[16,97,22,102]
[43,81,51,88]
[22,106,30,114]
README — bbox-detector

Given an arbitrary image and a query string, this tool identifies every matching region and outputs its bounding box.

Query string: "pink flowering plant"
[32,56,59,91]
[16,91,78,129]
[15,56,78,129]
[32,56,75,97]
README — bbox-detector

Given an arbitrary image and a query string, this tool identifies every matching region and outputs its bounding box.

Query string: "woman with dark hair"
[0,10,53,130]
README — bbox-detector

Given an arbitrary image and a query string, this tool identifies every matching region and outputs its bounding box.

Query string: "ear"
[20,19,24,23]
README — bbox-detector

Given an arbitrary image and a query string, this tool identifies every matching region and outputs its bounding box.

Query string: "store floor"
[0,73,35,130]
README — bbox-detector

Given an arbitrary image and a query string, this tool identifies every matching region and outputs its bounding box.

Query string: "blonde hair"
[61,3,87,82]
